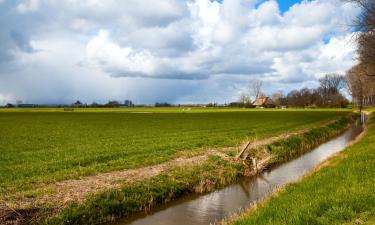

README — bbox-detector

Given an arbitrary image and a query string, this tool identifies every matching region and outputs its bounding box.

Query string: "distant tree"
[155,102,171,107]
[300,88,314,107]
[318,74,346,106]
[90,102,100,108]
[106,101,120,107]
[349,0,375,76]
[239,93,252,107]
[228,102,243,107]
[249,78,264,101]
[285,84,348,108]
[287,89,311,108]
[346,65,369,112]
[124,100,134,107]
[271,91,284,107]
[239,93,251,103]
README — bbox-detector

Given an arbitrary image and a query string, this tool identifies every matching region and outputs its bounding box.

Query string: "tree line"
[345,0,375,111]
[238,74,348,108]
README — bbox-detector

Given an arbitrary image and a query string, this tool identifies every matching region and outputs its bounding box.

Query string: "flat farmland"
[0,108,349,195]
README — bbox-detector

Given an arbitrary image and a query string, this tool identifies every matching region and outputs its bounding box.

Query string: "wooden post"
[252,157,258,173]
[236,141,251,159]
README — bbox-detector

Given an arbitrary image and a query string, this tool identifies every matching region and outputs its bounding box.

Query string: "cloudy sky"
[0,0,360,104]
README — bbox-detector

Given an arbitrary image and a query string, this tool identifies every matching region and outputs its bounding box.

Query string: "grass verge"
[45,156,243,224]
[230,114,374,225]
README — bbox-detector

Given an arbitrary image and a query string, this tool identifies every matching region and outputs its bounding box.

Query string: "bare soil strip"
[0,150,230,211]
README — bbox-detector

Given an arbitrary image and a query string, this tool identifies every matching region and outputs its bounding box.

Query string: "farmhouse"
[253,96,275,108]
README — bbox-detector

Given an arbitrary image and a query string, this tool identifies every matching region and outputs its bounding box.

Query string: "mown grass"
[46,156,243,224]
[231,114,375,225]
[0,109,349,196]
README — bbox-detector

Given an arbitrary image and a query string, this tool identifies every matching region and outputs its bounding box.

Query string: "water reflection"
[114,122,363,225]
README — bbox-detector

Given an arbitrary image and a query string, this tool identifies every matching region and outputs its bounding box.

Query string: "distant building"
[17,104,37,108]
[121,100,134,107]
[253,97,275,108]
[72,101,83,108]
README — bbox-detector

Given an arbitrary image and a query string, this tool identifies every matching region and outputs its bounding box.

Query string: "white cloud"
[253,0,281,25]
[0,0,361,104]
[17,0,41,13]
[307,33,358,78]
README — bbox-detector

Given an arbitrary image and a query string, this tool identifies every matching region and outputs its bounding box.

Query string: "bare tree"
[286,88,314,108]
[271,91,284,107]
[249,78,263,101]
[346,65,367,112]
[239,93,251,104]
[348,0,375,32]
[348,0,375,77]
[318,74,346,106]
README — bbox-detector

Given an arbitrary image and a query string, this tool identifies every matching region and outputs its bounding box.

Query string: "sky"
[0,0,361,105]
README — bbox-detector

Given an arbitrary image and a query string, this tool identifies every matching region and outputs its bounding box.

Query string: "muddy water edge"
[111,119,364,225]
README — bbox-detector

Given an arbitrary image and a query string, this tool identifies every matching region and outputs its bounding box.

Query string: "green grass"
[46,156,243,224]
[43,117,354,225]
[231,114,375,225]
[265,117,352,164]
[0,108,349,196]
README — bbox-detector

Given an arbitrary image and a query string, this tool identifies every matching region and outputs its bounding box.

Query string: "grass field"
[0,108,349,196]
[230,112,375,225]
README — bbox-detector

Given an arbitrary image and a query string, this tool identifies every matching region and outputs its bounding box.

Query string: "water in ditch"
[114,120,364,225]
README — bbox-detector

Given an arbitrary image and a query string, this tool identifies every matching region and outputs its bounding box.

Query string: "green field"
[0,108,349,196]
[231,112,375,225]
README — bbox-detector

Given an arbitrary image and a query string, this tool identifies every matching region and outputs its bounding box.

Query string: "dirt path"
[1,150,231,212]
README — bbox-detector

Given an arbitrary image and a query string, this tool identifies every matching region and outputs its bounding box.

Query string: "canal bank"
[229,112,373,225]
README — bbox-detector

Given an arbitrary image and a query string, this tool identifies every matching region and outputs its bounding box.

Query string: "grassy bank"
[231,114,375,225]
[0,109,349,196]
[265,116,353,165]
[46,156,243,224]
[37,115,355,225]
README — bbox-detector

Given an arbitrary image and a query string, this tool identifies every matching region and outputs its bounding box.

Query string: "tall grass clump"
[46,157,243,225]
